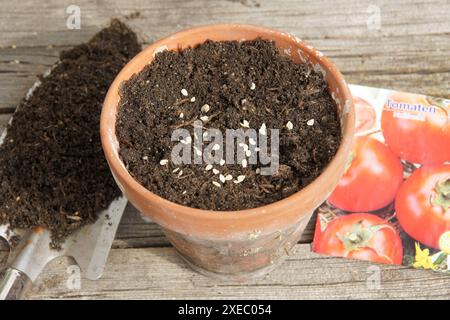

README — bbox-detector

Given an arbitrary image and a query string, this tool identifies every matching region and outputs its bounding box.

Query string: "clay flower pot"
[101,24,355,280]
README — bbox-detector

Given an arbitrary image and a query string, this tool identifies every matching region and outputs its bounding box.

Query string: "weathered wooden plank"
[0,114,12,133]
[114,204,170,248]
[0,0,449,46]
[18,244,450,300]
[0,46,62,109]
[1,0,450,110]
[1,35,449,111]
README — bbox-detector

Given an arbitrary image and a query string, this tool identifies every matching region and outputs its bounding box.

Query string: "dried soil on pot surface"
[117,39,341,211]
[0,19,141,248]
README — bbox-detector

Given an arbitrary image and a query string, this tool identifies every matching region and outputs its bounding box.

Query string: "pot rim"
[101,23,355,223]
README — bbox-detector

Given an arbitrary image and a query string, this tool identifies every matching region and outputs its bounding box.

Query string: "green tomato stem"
[432,178,450,211]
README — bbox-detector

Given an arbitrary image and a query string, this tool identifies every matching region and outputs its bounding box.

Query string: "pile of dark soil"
[117,39,341,211]
[0,19,140,248]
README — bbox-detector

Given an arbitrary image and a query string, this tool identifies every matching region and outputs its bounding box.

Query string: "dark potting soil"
[117,39,341,211]
[0,19,141,248]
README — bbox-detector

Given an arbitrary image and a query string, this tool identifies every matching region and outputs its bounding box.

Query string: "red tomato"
[314,213,403,265]
[381,92,450,165]
[312,213,325,251]
[353,95,376,135]
[328,136,403,212]
[347,247,392,264]
[395,164,450,249]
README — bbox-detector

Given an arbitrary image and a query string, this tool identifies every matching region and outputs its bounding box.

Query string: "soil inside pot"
[116,39,341,211]
[0,19,141,248]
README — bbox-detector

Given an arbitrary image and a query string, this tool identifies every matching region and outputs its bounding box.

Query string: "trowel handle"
[0,268,31,300]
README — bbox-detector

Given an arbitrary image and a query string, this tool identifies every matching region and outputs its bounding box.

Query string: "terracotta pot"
[101,24,355,281]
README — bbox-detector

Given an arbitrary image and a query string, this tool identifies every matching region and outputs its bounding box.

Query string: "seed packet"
[312,84,450,273]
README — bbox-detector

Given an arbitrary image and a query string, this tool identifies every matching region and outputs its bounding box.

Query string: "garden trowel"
[0,197,127,299]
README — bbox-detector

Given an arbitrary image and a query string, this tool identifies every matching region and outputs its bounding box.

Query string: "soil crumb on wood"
[117,39,341,211]
[0,19,141,248]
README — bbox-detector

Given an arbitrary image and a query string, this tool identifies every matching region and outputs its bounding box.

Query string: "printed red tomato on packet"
[328,136,403,212]
[396,165,450,250]
[381,92,450,165]
[313,213,403,265]
[353,95,377,135]
[314,85,450,273]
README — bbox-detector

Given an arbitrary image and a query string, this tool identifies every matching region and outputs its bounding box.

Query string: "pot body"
[101,24,355,280]
[161,215,310,280]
